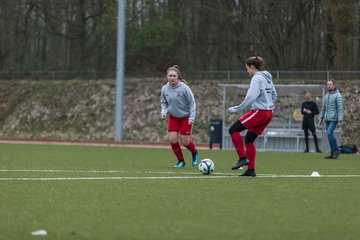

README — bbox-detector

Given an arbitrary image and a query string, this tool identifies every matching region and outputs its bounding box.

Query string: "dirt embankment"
[0,79,359,146]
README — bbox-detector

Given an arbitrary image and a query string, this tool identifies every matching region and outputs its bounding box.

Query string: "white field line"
[0,169,128,173]
[1,169,360,181]
[0,169,198,175]
[0,176,236,181]
[258,174,360,178]
[1,175,360,181]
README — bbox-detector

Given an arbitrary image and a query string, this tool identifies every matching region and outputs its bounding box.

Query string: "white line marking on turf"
[0,169,199,175]
[0,169,128,173]
[0,176,236,181]
[1,169,360,181]
[257,174,360,178]
[1,173,360,181]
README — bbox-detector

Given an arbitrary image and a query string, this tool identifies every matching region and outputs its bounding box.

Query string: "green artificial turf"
[0,143,359,240]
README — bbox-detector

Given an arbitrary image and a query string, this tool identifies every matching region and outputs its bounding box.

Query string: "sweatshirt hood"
[255,71,273,83]
[167,81,183,88]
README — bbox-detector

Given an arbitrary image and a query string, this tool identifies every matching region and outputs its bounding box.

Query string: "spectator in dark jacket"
[301,92,321,153]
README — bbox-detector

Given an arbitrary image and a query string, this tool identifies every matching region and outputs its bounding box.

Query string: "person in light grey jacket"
[319,79,344,159]
[160,65,198,168]
[228,56,277,177]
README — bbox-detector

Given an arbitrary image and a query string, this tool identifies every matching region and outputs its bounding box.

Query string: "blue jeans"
[325,121,338,152]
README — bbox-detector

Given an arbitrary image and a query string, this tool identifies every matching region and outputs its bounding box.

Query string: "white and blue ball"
[198,159,215,174]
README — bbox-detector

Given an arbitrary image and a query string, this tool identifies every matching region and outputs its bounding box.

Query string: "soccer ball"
[198,159,215,175]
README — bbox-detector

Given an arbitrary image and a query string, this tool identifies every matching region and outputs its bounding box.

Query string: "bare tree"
[0,0,359,77]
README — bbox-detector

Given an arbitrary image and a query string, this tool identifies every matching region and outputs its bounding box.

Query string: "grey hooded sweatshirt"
[160,81,196,123]
[228,71,277,113]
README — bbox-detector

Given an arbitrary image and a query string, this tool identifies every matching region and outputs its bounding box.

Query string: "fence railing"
[0,70,115,80]
[183,70,360,83]
[0,70,360,82]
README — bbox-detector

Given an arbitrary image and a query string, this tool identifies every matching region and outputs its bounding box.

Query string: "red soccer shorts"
[168,115,193,135]
[240,110,273,135]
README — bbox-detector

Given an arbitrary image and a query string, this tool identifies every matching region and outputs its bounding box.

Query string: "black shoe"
[240,169,256,177]
[304,149,309,153]
[332,150,340,159]
[324,152,333,159]
[316,149,322,153]
[231,158,249,170]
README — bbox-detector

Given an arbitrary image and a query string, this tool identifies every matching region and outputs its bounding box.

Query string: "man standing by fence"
[319,79,344,159]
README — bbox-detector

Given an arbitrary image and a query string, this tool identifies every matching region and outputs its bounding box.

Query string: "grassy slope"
[0,79,360,145]
[0,143,359,240]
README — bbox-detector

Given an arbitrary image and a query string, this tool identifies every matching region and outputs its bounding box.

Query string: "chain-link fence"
[0,70,359,82]
[0,70,115,80]
[183,70,360,84]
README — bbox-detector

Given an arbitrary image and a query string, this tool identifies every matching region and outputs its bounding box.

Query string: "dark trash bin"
[209,119,223,149]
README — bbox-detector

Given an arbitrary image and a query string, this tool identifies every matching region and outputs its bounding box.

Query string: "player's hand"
[188,119,194,125]
[338,122,343,128]
[160,115,166,120]
[228,107,237,113]
[318,120,323,125]
[304,108,311,114]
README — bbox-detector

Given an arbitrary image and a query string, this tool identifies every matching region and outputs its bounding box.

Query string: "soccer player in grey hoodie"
[160,65,198,168]
[228,56,277,177]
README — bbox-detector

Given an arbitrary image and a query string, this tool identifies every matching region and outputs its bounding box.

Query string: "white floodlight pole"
[115,0,126,141]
